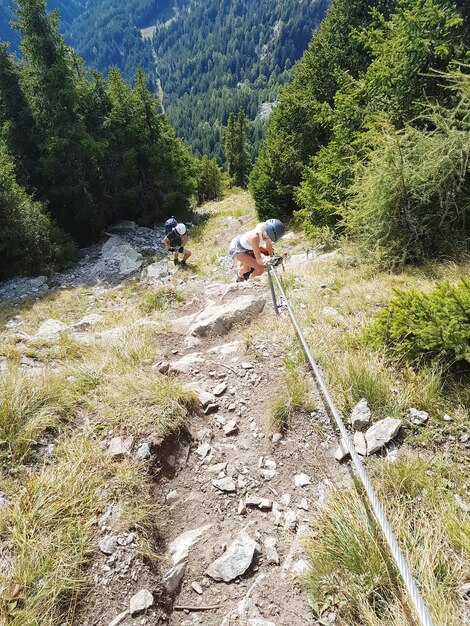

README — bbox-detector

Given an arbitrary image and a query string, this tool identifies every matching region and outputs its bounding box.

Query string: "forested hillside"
[251,0,470,268]
[0,0,331,161]
[151,0,330,161]
[0,0,196,279]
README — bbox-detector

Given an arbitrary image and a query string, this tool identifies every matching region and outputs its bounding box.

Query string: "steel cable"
[268,264,435,626]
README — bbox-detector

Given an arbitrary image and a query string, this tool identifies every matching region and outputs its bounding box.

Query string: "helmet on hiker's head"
[175,223,187,235]
[165,217,178,233]
[264,218,285,242]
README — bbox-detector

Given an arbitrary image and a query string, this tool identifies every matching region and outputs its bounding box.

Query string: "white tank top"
[240,223,264,251]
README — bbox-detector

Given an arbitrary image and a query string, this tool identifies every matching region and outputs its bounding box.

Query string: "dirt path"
[150,279,349,626]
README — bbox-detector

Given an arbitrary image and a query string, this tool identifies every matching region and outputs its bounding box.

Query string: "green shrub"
[369,278,470,367]
[345,72,470,268]
[0,141,76,278]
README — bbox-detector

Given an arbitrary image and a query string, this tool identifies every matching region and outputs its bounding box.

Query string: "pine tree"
[224,111,237,180]
[13,0,103,244]
[0,43,40,190]
[234,107,251,187]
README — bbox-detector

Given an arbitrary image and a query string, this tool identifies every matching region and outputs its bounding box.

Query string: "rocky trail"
[2,214,442,626]
[73,275,351,626]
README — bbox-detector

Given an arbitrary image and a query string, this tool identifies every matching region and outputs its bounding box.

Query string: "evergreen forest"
[250,0,470,268]
[0,0,331,161]
[0,0,196,279]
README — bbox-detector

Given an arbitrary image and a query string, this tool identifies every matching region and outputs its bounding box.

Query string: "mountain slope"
[0,0,331,161]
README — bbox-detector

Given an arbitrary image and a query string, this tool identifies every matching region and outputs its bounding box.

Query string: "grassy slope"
[0,190,468,624]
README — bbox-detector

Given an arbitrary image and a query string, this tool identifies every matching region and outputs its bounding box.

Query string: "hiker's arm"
[163,236,169,249]
[248,234,264,263]
[265,240,274,256]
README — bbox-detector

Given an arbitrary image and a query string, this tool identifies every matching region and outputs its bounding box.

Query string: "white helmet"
[175,223,187,235]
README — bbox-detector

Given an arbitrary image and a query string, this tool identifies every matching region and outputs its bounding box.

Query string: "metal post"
[267,266,279,316]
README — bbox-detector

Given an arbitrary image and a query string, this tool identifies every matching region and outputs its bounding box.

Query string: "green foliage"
[250,0,395,221]
[346,72,470,267]
[195,154,224,204]
[369,278,470,367]
[0,141,76,279]
[224,108,251,187]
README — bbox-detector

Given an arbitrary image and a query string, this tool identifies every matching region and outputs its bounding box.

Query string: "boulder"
[206,531,256,582]
[107,220,138,234]
[37,319,68,338]
[140,259,170,286]
[350,398,371,431]
[101,236,143,276]
[176,295,265,337]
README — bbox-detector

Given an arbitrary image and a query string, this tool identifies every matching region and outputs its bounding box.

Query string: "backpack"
[164,217,178,234]
[167,228,182,247]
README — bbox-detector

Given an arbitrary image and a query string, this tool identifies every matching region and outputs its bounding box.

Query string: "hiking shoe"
[181,259,187,266]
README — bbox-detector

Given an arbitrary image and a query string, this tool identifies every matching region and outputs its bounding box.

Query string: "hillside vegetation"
[251,0,470,268]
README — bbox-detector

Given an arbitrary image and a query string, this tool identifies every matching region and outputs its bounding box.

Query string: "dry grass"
[305,456,470,626]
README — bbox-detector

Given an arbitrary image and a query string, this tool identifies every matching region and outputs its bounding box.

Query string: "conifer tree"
[224,112,237,180]
[13,0,103,244]
[0,43,40,190]
[234,107,251,188]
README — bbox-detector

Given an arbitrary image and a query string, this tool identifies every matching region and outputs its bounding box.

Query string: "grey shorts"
[228,236,254,258]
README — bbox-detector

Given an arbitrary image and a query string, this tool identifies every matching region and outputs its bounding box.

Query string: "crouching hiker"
[163,217,192,266]
[228,219,285,282]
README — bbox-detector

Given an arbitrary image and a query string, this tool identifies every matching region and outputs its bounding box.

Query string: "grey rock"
[335,442,349,462]
[213,477,236,492]
[183,295,265,337]
[196,443,211,460]
[213,382,227,396]
[224,420,239,436]
[283,509,298,531]
[107,220,138,234]
[272,433,283,443]
[166,490,179,503]
[365,417,402,454]
[206,531,256,582]
[73,314,105,331]
[101,236,143,276]
[248,619,276,626]
[454,494,470,513]
[183,386,215,408]
[140,259,170,285]
[291,559,311,576]
[99,536,117,555]
[260,468,276,480]
[135,442,151,460]
[37,319,68,338]
[458,583,470,598]
[407,408,429,426]
[350,398,371,431]
[108,436,133,458]
[353,431,367,456]
[169,524,212,565]
[162,561,186,594]
[169,352,205,374]
[241,361,254,369]
[460,432,469,443]
[323,307,339,316]
[108,610,129,626]
[264,536,280,565]
[298,498,309,511]
[294,473,310,487]
[129,589,154,615]
[191,581,203,595]
[196,428,213,443]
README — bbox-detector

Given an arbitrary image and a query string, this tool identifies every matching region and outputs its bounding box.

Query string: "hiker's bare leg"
[236,252,265,277]
[183,248,192,262]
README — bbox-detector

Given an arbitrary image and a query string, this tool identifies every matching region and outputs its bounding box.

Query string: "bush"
[345,72,470,268]
[0,142,76,279]
[195,154,224,204]
[369,278,470,367]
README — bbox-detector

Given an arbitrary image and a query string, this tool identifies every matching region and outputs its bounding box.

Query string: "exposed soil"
[72,275,351,626]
